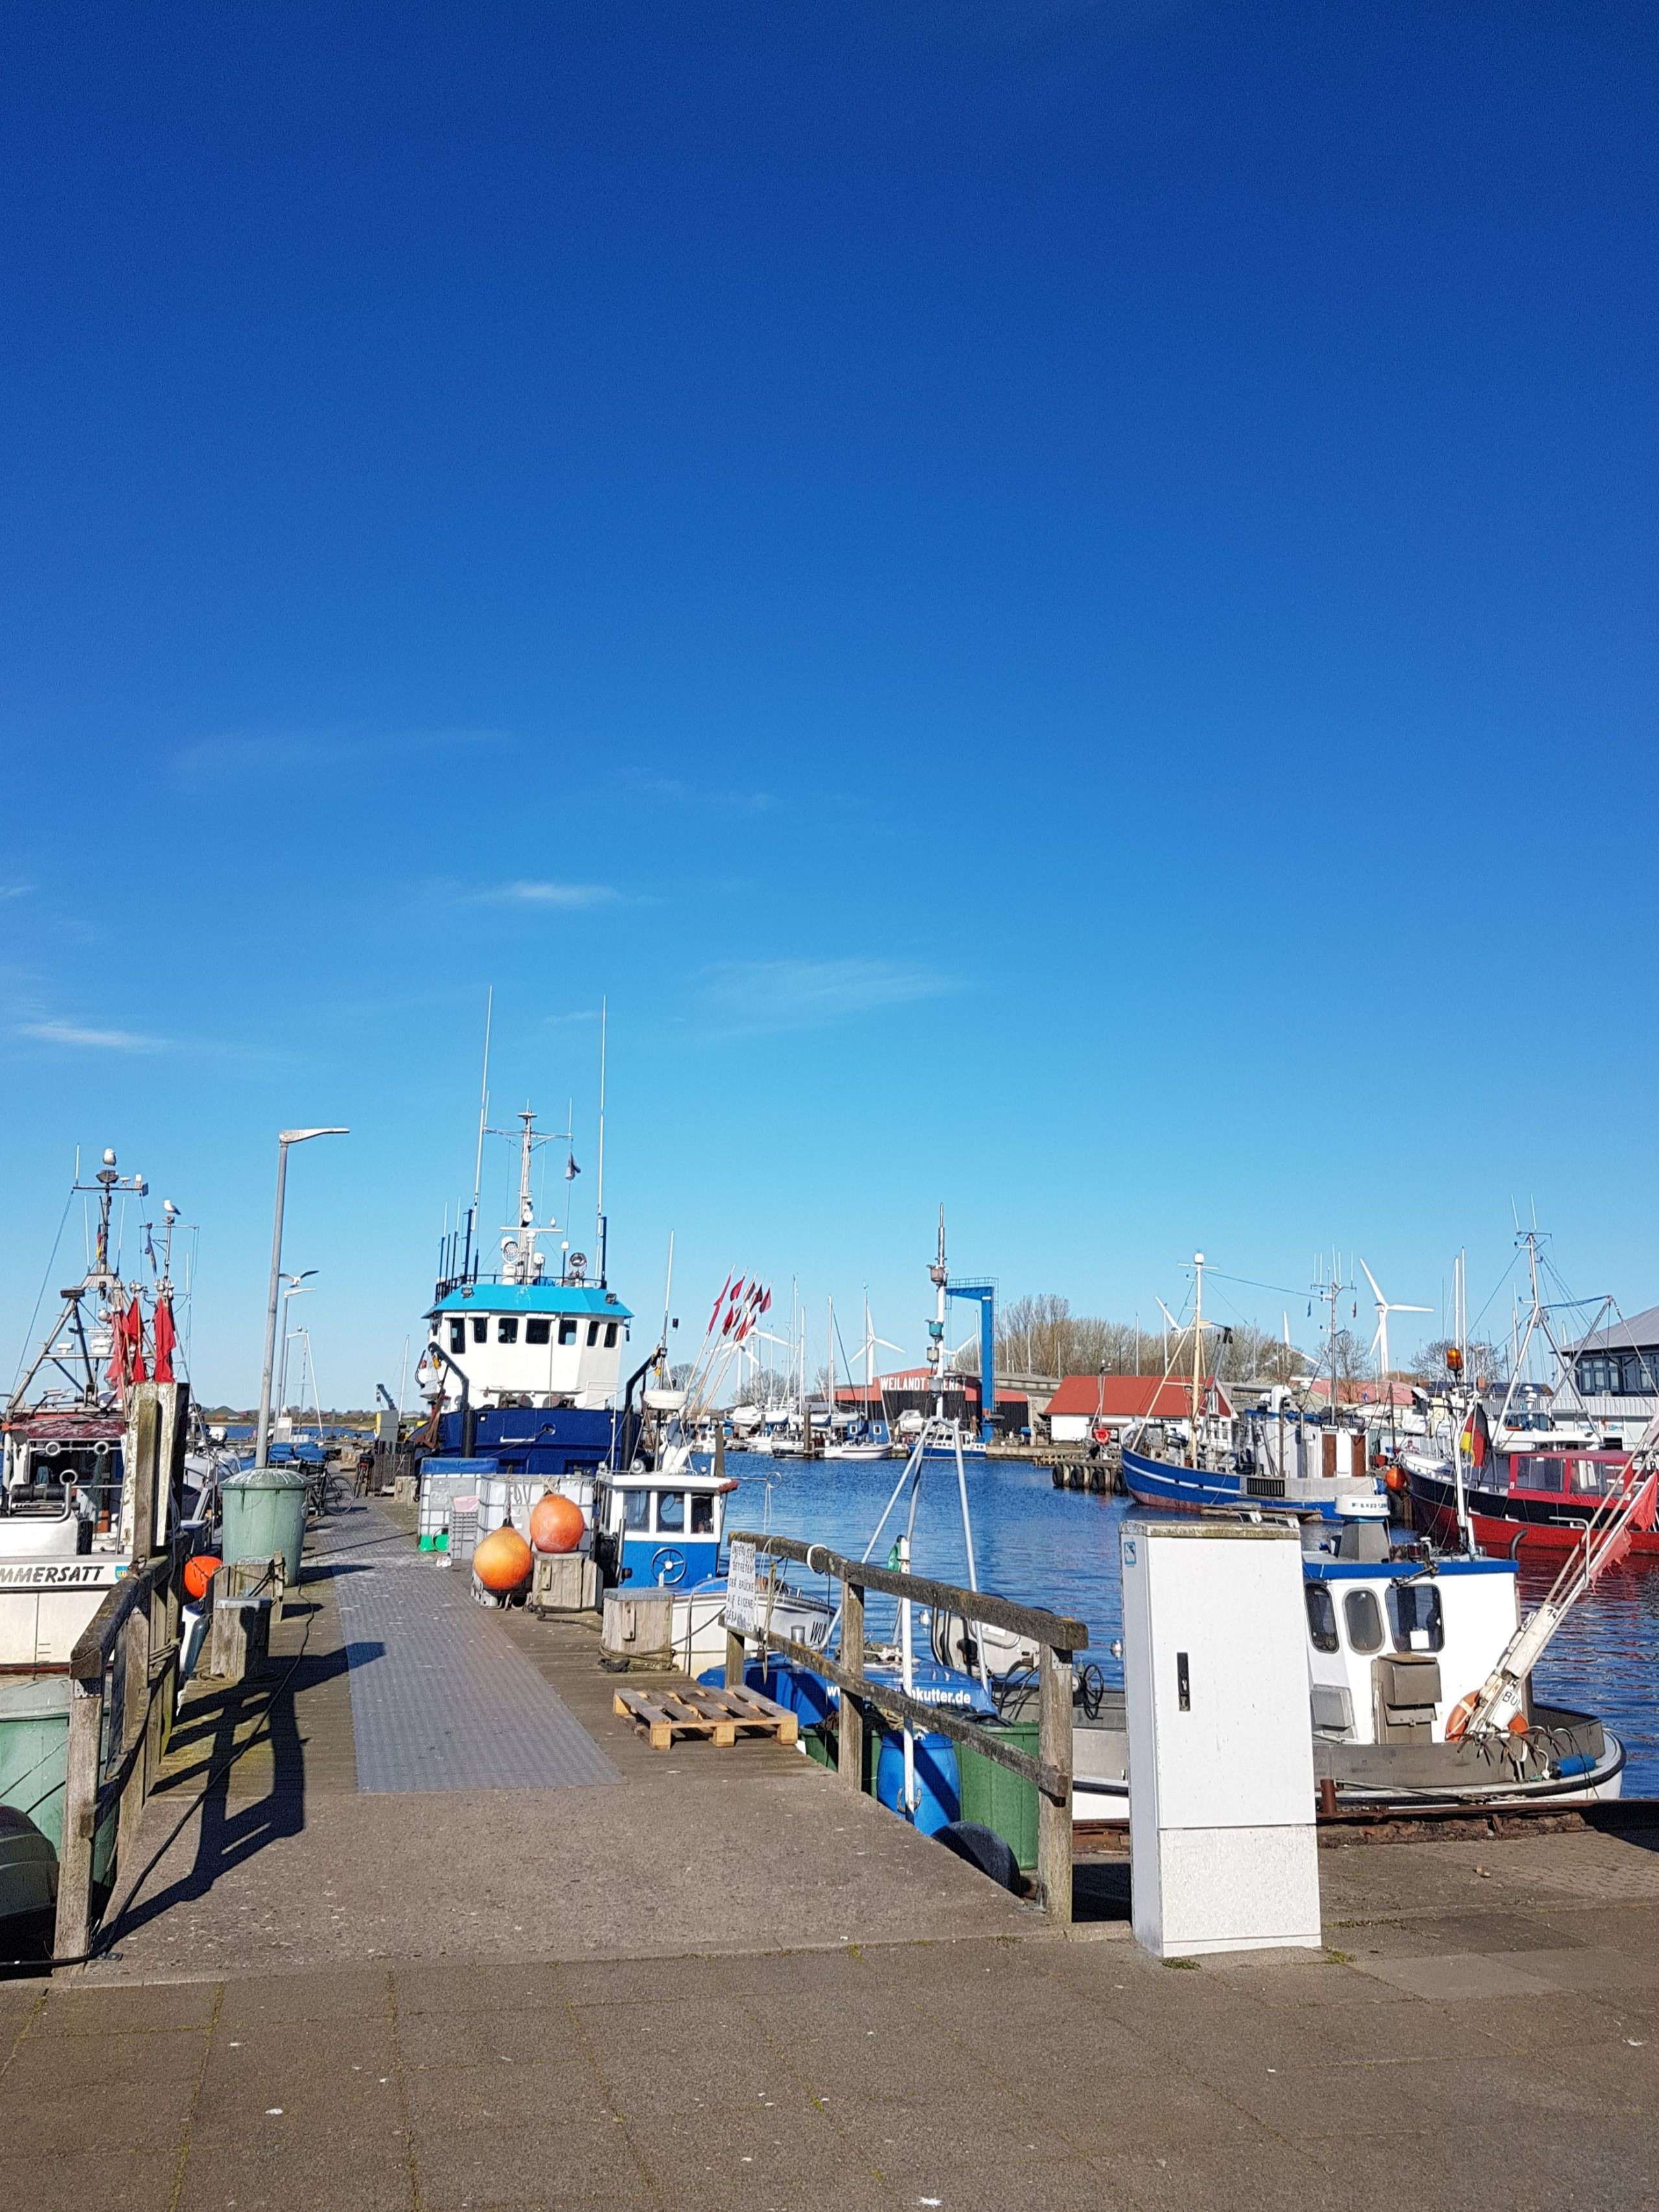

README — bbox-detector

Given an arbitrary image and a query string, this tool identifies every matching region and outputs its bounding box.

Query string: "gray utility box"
[1121,1515,1321,1960]
[599,1589,675,1671]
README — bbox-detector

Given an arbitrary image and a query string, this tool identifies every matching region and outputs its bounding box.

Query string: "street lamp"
[254,1129,347,1469]
[275,1274,318,1425]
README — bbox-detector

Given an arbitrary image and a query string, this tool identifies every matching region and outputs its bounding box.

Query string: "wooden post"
[53,1675,105,1962]
[837,1575,865,1789]
[116,1600,152,1870]
[724,1626,746,1691]
[1036,1641,1074,1926]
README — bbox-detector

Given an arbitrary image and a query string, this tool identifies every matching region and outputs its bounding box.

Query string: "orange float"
[529,1491,585,1555]
[183,1553,222,1602]
[472,1524,533,1593]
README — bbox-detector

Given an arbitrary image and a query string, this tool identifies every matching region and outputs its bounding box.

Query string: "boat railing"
[726,1526,1087,1925]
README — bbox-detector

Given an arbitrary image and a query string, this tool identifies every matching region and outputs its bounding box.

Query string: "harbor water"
[723,1450,1659,1794]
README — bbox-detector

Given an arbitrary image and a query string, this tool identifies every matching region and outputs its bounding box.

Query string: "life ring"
[651,1546,688,1587]
[1446,1693,1478,1741]
[1093,1424,1111,1444]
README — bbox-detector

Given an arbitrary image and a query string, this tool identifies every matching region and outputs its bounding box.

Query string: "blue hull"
[437,1406,614,1479]
[1120,1447,1352,1523]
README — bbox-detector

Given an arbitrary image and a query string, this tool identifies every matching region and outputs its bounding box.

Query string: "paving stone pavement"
[7,1496,1657,2207]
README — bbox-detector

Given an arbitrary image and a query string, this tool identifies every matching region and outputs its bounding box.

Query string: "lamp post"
[275,1274,318,1427]
[254,1130,347,1470]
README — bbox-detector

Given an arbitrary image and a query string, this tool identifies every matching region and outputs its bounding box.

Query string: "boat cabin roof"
[428,1284,634,1320]
[603,1469,738,1495]
[1305,1555,1517,1583]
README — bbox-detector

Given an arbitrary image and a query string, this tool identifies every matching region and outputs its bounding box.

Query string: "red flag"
[760,1287,772,1314]
[152,1294,178,1384]
[106,1301,131,1393]
[706,1275,732,1334]
[129,1296,148,1385]
[729,1278,745,1304]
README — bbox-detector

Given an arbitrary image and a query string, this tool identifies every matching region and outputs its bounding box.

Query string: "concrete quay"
[2,1498,1656,2211]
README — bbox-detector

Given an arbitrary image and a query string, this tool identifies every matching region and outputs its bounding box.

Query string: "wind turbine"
[1358,1259,1431,1390]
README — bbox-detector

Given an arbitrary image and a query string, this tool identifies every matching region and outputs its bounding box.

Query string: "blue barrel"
[876,1729,960,1835]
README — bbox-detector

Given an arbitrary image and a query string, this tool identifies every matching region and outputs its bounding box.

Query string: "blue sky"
[3,2,1655,1402]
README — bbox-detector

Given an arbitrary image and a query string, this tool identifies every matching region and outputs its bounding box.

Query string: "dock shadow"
[99,1639,379,1949]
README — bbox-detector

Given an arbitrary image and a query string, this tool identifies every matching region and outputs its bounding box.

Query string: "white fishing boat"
[0,1148,197,1937]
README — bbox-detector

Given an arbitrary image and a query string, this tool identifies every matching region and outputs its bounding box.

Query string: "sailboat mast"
[1189,1251,1205,1463]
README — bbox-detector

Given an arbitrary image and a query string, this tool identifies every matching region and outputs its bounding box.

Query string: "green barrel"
[221,1465,308,1583]
[957,1717,1040,1873]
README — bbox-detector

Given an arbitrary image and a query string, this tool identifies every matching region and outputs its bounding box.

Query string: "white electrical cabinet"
[1121,1515,1321,1959]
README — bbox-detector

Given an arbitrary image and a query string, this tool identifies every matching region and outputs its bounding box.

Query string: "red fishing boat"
[1406,1438,1659,1559]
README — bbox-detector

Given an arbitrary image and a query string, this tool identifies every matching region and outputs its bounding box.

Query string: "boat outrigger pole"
[1452,1412,1659,1743]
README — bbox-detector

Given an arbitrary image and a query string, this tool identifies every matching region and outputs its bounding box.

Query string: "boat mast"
[594,996,608,1285]
[1189,1251,1205,1465]
[929,1207,949,1423]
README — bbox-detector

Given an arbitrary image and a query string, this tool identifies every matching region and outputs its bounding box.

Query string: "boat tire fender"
[934,1819,1023,1895]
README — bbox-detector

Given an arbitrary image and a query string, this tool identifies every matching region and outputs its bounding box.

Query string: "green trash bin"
[220,1465,308,1584]
[957,1717,1040,1874]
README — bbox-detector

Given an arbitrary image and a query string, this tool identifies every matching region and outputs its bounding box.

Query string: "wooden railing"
[51,1379,190,1963]
[724,1529,1087,1923]
[53,1553,182,1959]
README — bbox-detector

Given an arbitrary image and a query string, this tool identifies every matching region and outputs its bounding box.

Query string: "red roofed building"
[1045,1373,1235,1445]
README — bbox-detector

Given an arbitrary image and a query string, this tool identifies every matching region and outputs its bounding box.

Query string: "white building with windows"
[1568,1306,1659,1447]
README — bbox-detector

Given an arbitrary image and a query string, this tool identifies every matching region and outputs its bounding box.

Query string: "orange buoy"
[1384,1467,1406,1492]
[529,1491,585,1555]
[183,1553,222,1602]
[472,1524,533,1593]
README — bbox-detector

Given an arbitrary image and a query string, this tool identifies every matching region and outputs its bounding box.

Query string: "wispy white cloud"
[17,1020,167,1053]
[545,1007,602,1027]
[172,728,506,786]
[0,883,32,900]
[694,958,957,1035]
[482,881,620,909]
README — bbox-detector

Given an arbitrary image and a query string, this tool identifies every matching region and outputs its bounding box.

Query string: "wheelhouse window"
[656,1491,685,1533]
[448,1321,465,1354]
[1388,1580,1444,1653]
[526,1319,550,1345]
[604,1322,619,1348]
[1305,1583,1339,1653]
[1343,1588,1384,1655]
[623,1490,649,1531]
[471,1318,487,1345]
[690,1493,715,1535]
[558,1320,578,1345]
[586,1321,600,1347]
[497,1317,518,1344]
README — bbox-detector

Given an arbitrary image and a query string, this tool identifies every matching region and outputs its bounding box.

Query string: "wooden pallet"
[612,1681,800,1751]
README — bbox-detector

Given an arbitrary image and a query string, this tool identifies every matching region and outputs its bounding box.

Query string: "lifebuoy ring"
[1446,1693,1478,1741]
[1093,1424,1111,1444]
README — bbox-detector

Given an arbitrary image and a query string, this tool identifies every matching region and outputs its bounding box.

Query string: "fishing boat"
[1120,1255,1387,1525]
[0,1148,195,1939]
[415,1101,637,1493]
[1404,1230,1659,1559]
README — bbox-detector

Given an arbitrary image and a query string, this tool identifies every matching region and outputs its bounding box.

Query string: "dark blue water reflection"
[724,1452,1659,1791]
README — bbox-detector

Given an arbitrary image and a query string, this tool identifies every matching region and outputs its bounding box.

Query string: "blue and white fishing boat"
[416,1103,636,1491]
[1120,1254,1388,1526]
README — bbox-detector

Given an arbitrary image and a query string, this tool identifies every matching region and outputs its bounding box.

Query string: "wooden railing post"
[838,1574,865,1789]
[53,1673,105,1961]
[117,1603,152,1870]
[724,1626,746,1692]
[1036,1641,1074,1925]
